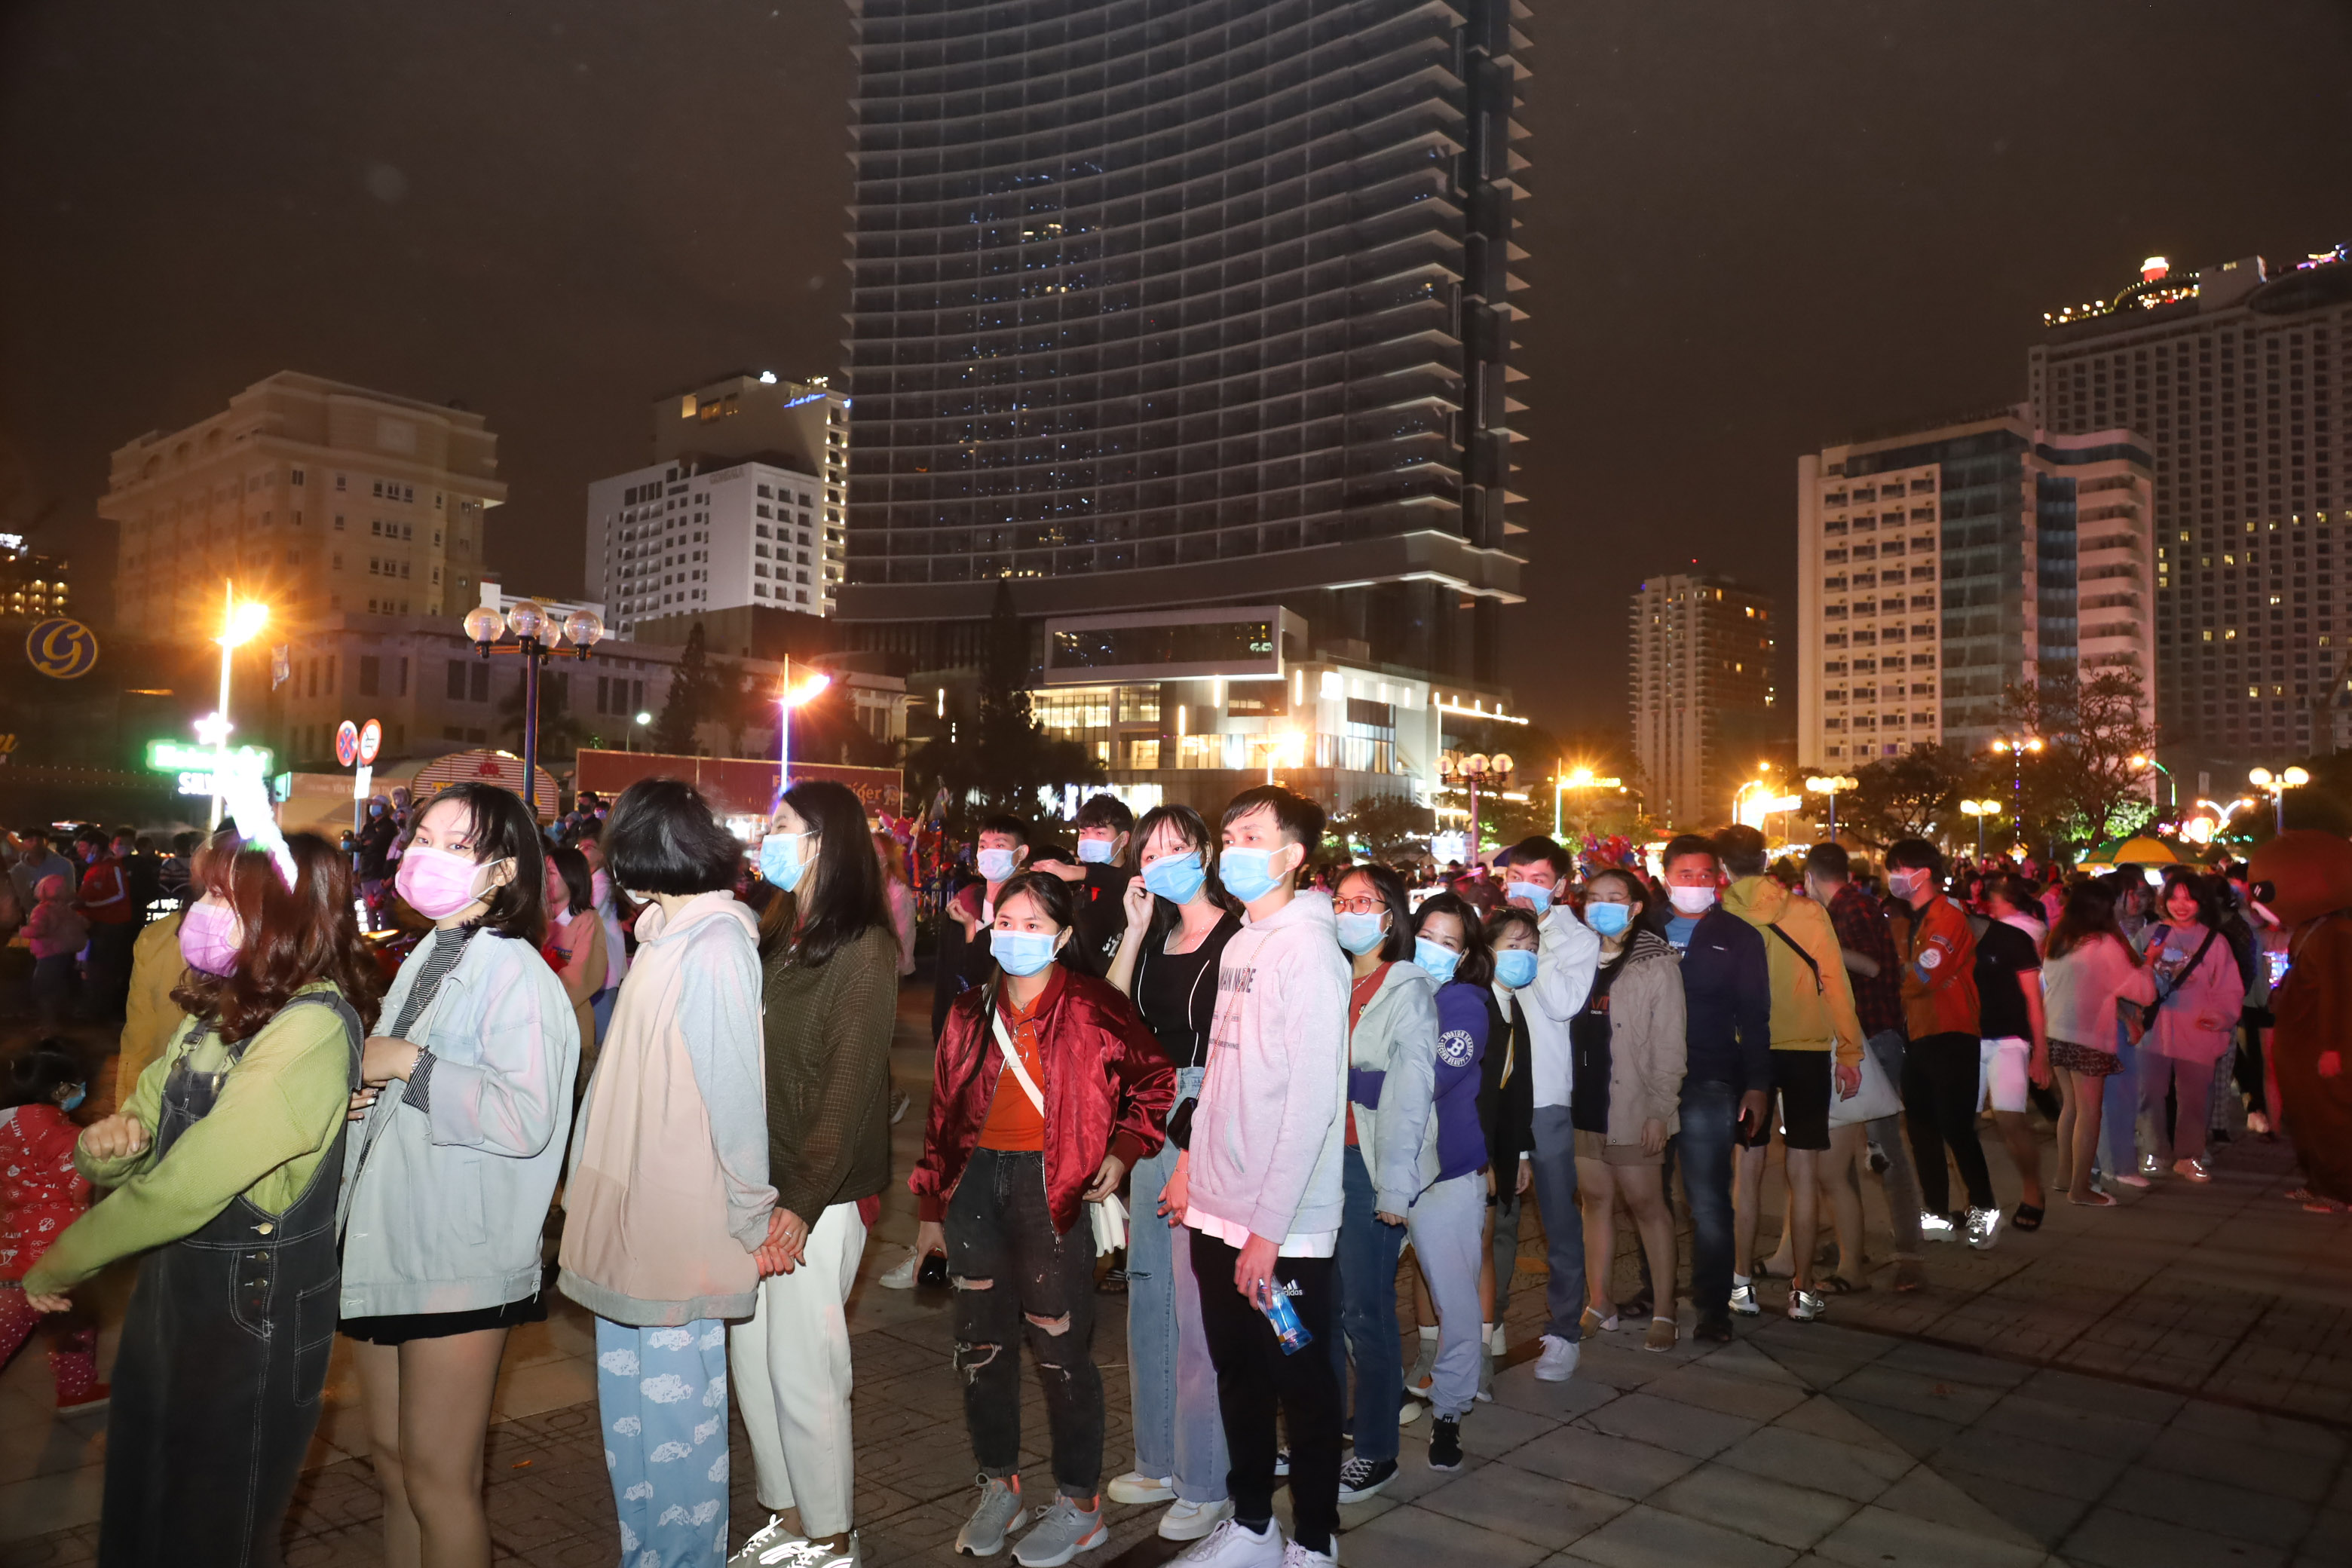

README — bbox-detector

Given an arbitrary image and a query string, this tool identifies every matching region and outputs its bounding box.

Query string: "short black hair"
[991,868,1076,933]
[1661,833,1719,877]
[603,778,746,896]
[1413,890,1495,988]
[1713,825,1768,878]
[1885,838,1943,877]
[1484,905,1541,949]
[1074,793,1134,835]
[547,844,595,917]
[1982,872,2040,916]
[1029,841,1079,868]
[1221,785,1325,858]
[979,813,1031,847]
[1585,866,1648,910]
[2,1038,86,1110]
[1804,842,1852,882]
[1508,835,1574,882]
[413,781,549,942]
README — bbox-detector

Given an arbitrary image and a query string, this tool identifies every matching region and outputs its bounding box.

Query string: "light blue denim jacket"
[338,927,580,1318]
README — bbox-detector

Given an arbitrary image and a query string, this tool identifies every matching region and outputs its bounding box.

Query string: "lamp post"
[627,710,651,753]
[1960,798,2003,859]
[464,599,603,819]
[776,657,832,792]
[1805,773,1857,843]
[1439,752,1512,860]
[2129,754,2176,816]
[207,583,271,830]
[2248,766,2311,834]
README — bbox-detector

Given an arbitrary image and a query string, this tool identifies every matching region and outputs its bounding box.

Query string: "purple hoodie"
[1430,982,1490,1184]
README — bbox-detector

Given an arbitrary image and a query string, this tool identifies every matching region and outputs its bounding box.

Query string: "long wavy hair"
[760,779,894,969]
[171,831,383,1043]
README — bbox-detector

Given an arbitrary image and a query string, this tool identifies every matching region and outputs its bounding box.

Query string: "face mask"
[1220,846,1288,903]
[58,1084,87,1113]
[396,843,502,920]
[1668,885,1718,916]
[1141,852,1206,905]
[1414,936,1462,985]
[1336,911,1389,955]
[1494,948,1539,990]
[759,830,813,893]
[1585,901,1634,938]
[977,847,1018,883]
[368,804,384,819]
[991,928,1060,977]
[1076,838,1116,865]
[1888,870,1924,900]
[179,899,243,975]
[1504,879,1552,916]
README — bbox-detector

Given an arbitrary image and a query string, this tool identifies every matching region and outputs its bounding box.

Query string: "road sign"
[25,618,99,679]
[353,764,374,801]
[358,718,382,765]
[335,721,360,768]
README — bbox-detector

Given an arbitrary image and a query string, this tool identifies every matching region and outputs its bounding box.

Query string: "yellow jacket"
[1721,876,1863,1070]
[116,912,188,1098]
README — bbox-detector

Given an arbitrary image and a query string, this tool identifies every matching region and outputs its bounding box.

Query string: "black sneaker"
[1337,1454,1397,1501]
[1693,1313,1735,1344]
[1427,1416,1464,1472]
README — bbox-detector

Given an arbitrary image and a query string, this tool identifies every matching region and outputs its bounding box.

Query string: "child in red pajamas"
[0,1040,103,1411]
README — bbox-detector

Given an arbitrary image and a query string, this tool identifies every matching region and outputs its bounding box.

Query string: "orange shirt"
[1344,963,1391,1146]
[978,966,1062,1151]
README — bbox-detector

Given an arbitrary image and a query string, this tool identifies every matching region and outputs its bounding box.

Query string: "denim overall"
[100,992,362,1568]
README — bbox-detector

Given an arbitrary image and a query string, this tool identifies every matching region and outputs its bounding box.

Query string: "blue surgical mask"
[58,1084,86,1113]
[1584,901,1633,938]
[991,927,1060,976]
[1141,852,1206,905]
[1220,846,1286,903]
[1504,879,1552,916]
[1076,838,1116,865]
[977,847,1018,883]
[1414,936,1462,985]
[368,804,384,819]
[759,830,812,893]
[1494,948,1538,990]
[1336,911,1389,955]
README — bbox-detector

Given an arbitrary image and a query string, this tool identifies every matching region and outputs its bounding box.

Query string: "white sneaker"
[1106,1472,1174,1506]
[1281,1542,1337,1567]
[1534,1333,1580,1383]
[879,1247,922,1290]
[790,1538,861,1568]
[1175,1517,1285,1567]
[1965,1205,2003,1251]
[1158,1498,1235,1542]
[1919,1210,1958,1242]
[729,1515,806,1566]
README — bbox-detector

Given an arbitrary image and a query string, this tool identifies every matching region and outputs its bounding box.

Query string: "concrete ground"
[3,982,2347,1566]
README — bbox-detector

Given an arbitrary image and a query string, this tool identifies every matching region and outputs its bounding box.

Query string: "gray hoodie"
[1186,890,1351,1248]
[1346,961,1441,1214]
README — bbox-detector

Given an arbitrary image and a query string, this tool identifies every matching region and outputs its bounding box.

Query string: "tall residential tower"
[1629,572,1778,829]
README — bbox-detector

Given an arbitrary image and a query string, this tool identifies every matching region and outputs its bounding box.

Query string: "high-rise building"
[838,0,1530,685]
[101,372,505,632]
[1795,406,2154,771]
[1628,573,1778,828]
[586,374,850,639]
[2031,244,2352,777]
[0,531,72,624]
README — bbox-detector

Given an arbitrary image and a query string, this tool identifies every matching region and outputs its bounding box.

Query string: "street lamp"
[627,711,651,753]
[1989,734,2042,834]
[2248,766,2311,833]
[464,599,603,819]
[776,657,832,789]
[1552,764,1621,838]
[1959,798,2004,859]
[207,583,270,829]
[1805,773,1858,842]
[1438,752,1512,859]
[2129,754,2176,815]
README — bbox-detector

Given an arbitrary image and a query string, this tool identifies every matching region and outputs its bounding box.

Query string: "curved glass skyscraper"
[840,0,1530,682]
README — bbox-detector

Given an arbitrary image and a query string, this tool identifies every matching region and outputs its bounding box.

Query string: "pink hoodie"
[24,876,87,960]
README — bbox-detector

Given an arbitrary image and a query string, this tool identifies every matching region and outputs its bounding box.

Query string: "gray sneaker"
[1012,1496,1107,1567]
[957,1476,1027,1558]
[1404,1334,1436,1396]
[728,1516,805,1566]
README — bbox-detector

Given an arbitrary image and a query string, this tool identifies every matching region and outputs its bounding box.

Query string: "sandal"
[2068,1190,2118,1208]
[1756,1257,1796,1280]
[2011,1205,2044,1233]
[1817,1276,1867,1295]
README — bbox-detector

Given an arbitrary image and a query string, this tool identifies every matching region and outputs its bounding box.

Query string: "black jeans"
[1190,1228,1341,1554]
[1902,1031,1996,1213]
[946,1148,1104,1498]
[1677,1079,1741,1320]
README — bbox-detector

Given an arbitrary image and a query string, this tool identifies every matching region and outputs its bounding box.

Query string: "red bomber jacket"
[913,965,1175,1235]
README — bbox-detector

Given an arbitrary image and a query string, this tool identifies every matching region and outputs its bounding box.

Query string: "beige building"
[1628,574,1778,830]
[102,372,506,634]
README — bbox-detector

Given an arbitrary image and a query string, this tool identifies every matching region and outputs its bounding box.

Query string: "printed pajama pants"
[597,1316,732,1568]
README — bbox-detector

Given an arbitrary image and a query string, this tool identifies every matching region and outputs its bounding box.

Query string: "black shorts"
[1738,1048,1833,1152]
[340,1291,547,1346]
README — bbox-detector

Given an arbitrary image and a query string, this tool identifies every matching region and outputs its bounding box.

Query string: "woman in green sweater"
[725,779,900,1568]
[23,828,381,1568]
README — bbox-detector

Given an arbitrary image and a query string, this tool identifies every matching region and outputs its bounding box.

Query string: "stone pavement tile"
[1447,1400,1560,1459]
[1557,1501,1797,1568]
[1770,1393,1903,1448]
[1968,1389,2165,1458]
[1371,1428,1474,1506]
[1649,1463,1860,1550]
[1640,1363,1811,1424]
[1577,1392,1757,1459]
[490,1355,598,1423]
[2167,1396,2350,1459]
[1828,1396,1961,1460]
[1867,1466,2047,1549]
[1693,1340,1809,1386]
[283,1522,386,1566]
[1339,1493,1553,1568]
[1499,1426,1697,1500]
[1931,1426,2128,1502]
[1,1524,95,1566]
[2291,1506,2352,1565]
[2099,1465,2314,1549]
[1571,1340,1672,1392]
[0,1458,103,1542]
[1828,1361,2006,1423]
[1929,1465,2089,1550]
[1712,1426,1912,1504]
[1875,1341,2035,1390]
[2332,1465,2352,1513]
[1488,1362,1621,1423]
[1809,1503,2047,1568]
[1746,1320,1899,1367]
[2060,1504,2288,1568]
[1416,1460,1628,1550]
[2138,1421,2342,1503]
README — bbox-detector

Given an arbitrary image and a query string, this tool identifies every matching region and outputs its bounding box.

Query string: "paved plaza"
[3,987,2347,1567]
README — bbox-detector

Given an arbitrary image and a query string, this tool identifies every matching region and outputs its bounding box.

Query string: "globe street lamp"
[207,583,270,829]
[2248,766,2311,834]
[464,599,602,819]
[1959,798,2004,859]
[627,710,651,754]
[1805,773,1858,842]
[1438,752,1512,859]
[2128,753,2176,816]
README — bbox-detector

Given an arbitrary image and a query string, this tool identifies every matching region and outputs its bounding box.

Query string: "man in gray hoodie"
[1167,786,1349,1568]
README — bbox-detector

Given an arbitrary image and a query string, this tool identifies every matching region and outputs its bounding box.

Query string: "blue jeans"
[1328,1144,1406,1462]
[596,1316,731,1568]
[1528,1107,1586,1343]
[2101,1022,2141,1177]
[1677,1082,1740,1322]
[1125,1067,1228,1502]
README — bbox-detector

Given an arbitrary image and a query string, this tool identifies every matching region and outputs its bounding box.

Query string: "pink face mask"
[395,843,497,920]
[179,899,243,976]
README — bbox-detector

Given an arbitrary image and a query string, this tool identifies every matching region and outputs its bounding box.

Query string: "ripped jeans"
[946,1147,1104,1499]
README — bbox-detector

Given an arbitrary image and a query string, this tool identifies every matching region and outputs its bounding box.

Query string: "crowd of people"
[0,782,2347,1568]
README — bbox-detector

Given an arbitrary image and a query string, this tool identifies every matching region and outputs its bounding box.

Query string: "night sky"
[5,0,2350,734]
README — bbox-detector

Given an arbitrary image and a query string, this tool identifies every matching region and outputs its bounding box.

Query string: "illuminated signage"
[145,740,274,776]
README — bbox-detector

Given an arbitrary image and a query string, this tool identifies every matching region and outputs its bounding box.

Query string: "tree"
[651,623,723,755]
[1334,793,1435,862]
[2001,669,2158,856]
[1841,744,1967,849]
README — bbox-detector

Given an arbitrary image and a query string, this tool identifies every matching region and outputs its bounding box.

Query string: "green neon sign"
[145,740,274,775]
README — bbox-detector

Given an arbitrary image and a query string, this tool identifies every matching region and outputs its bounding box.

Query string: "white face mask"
[1667,885,1717,916]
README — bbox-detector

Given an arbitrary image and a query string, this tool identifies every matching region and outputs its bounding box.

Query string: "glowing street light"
[1959,798,2004,858]
[2129,753,2176,813]
[776,658,833,786]
[626,710,652,753]
[2248,766,2311,833]
[1805,773,1858,841]
[1552,762,1621,838]
[206,583,270,829]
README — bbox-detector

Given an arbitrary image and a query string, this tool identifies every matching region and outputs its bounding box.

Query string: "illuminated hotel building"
[1795,406,2154,771]
[837,0,1531,695]
[0,532,71,623]
[1629,573,1777,829]
[2030,244,2352,776]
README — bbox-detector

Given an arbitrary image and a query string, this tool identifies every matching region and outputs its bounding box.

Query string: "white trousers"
[730,1200,868,1538]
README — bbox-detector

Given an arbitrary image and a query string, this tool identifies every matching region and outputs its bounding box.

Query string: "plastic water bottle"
[1260,1287,1312,1355]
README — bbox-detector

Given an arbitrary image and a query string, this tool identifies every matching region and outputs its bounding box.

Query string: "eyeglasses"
[1331,896,1389,914]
